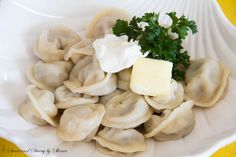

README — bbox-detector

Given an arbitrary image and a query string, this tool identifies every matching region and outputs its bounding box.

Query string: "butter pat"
[130,58,173,96]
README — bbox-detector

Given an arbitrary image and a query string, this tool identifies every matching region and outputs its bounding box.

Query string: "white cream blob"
[93,34,142,73]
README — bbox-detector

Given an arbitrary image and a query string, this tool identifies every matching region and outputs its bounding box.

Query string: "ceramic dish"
[0,0,236,156]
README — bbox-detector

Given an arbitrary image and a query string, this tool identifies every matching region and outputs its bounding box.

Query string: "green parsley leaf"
[112,12,198,81]
[112,19,129,36]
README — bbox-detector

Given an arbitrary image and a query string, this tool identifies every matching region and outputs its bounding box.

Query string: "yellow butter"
[130,58,173,96]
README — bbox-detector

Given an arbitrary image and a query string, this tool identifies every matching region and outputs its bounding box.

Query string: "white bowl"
[0,0,236,156]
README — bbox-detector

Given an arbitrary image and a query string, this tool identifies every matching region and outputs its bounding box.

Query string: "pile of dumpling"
[19,8,230,157]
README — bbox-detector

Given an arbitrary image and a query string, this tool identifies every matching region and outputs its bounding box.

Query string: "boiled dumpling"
[99,89,123,104]
[64,39,94,64]
[27,61,73,91]
[86,8,131,39]
[54,85,99,109]
[57,104,105,141]
[102,91,153,129]
[144,100,195,141]
[34,25,80,62]
[95,142,133,157]
[117,68,132,91]
[19,85,58,126]
[144,79,183,111]
[93,127,146,154]
[184,59,230,107]
[64,56,117,96]
[20,99,48,125]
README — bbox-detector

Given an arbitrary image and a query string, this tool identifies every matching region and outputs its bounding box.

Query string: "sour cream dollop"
[93,34,142,73]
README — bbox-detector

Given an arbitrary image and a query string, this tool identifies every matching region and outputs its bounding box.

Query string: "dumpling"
[86,8,131,39]
[144,100,195,141]
[144,79,183,111]
[184,59,230,107]
[63,56,117,96]
[20,99,48,125]
[93,127,146,154]
[117,68,132,91]
[57,104,105,142]
[102,91,153,129]
[64,39,94,64]
[19,85,58,126]
[27,61,73,91]
[54,85,99,109]
[34,25,80,62]
[99,89,123,104]
[95,142,133,157]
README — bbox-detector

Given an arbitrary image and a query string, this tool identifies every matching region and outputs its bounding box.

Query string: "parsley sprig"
[112,12,197,81]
